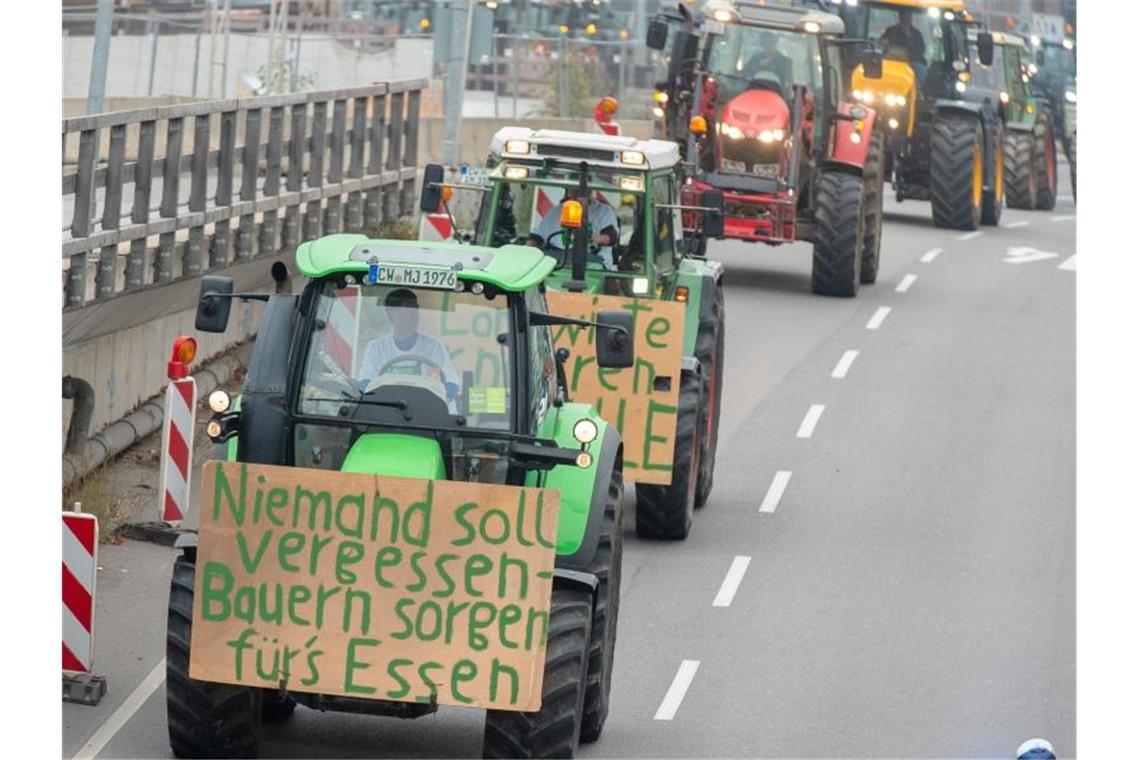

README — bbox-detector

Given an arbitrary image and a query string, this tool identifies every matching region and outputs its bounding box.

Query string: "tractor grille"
[535,144,614,163]
[721,139,781,178]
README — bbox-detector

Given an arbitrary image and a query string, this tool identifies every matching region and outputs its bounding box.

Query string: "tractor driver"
[742,30,794,93]
[357,288,461,403]
[881,9,928,84]
[527,187,619,269]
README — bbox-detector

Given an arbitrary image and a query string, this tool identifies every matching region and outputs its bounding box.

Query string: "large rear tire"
[580,459,623,744]
[1004,129,1037,210]
[635,368,703,540]
[981,124,1005,226]
[483,588,593,759]
[860,130,886,284]
[1034,104,1058,211]
[811,171,864,297]
[694,282,725,508]
[167,557,263,759]
[1069,133,1076,202]
[931,112,984,230]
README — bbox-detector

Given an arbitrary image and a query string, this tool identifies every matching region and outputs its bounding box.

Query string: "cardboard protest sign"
[189,461,560,712]
[545,292,686,485]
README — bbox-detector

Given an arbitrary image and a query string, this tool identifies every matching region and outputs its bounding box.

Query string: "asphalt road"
[63,169,1076,759]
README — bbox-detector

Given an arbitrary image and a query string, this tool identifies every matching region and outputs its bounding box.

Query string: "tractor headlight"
[721,124,743,140]
[206,419,223,439]
[620,150,646,166]
[573,418,599,445]
[504,139,530,155]
[208,390,231,413]
[888,117,899,130]
[1065,90,1077,103]
[631,277,650,294]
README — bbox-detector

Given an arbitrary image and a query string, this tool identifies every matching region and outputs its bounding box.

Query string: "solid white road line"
[896,274,918,293]
[796,405,826,439]
[73,658,166,760]
[712,556,752,607]
[831,350,859,379]
[1051,214,1076,222]
[655,660,701,720]
[759,470,793,514]
[1059,255,1076,271]
[958,231,984,241]
[1003,220,1030,228]
[866,306,892,330]
[920,247,943,263]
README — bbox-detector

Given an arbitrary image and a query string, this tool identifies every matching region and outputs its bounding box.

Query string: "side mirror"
[862,50,884,80]
[595,310,634,369]
[420,163,445,213]
[700,190,724,238]
[647,17,668,50]
[977,32,995,67]
[196,275,234,333]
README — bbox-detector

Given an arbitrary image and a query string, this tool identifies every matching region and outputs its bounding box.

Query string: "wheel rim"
[972,143,983,208]
[995,137,1004,203]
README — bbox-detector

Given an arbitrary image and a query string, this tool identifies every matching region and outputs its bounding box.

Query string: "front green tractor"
[168,237,637,757]
[422,127,728,541]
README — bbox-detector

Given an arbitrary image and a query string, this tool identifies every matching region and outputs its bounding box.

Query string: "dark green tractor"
[422,127,727,541]
[1029,34,1076,200]
[167,236,636,757]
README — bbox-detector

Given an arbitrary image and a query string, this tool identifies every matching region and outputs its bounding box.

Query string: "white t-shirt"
[532,198,619,267]
[357,333,460,395]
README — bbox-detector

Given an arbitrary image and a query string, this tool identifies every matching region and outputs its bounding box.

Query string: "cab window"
[651,175,675,276]
[523,288,557,432]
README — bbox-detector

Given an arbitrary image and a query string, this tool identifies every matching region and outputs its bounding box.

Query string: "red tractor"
[648,1,887,296]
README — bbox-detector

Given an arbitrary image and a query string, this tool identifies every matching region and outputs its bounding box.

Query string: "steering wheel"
[544,229,607,270]
[366,354,453,405]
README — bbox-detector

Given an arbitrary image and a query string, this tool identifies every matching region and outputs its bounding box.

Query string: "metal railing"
[62,79,425,310]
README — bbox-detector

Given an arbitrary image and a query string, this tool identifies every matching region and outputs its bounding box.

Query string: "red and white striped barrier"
[323,285,361,375]
[419,212,454,242]
[158,376,197,525]
[62,511,98,674]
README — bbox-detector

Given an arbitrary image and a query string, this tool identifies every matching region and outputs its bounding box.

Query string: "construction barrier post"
[63,507,107,706]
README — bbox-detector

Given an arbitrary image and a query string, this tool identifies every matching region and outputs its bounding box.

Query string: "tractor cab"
[841,1,976,143]
[432,127,723,298]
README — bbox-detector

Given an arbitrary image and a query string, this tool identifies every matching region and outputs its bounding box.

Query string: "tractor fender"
[552,423,622,573]
[237,295,299,466]
[829,103,879,167]
[934,100,985,120]
[817,157,865,179]
[551,568,599,600]
[1005,121,1035,133]
[677,259,724,356]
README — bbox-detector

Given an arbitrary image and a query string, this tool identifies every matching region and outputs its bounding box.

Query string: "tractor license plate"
[368,264,457,289]
[722,159,747,174]
[752,163,779,178]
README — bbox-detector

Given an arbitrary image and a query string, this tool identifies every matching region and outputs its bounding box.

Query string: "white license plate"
[368,264,457,289]
[752,163,779,178]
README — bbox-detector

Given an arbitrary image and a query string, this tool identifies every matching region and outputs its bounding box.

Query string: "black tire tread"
[981,125,1004,226]
[483,589,593,759]
[860,130,886,283]
[694,282,725,508]
[1034,103,1058,211]
[635,369,703,540]
[811,171,864,297]
[930,113,983,230]
[167,557,263,759]
[1004,129,1037,210]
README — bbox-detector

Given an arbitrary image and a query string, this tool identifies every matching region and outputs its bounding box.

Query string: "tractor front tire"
[931,112,984,230]
[811,170,864,297]
[484,588,593,758]
[1034,104,1058,211]
[694,282,725,508]
[167,557,263,759]
[580,458,623,744]
[1069,134,1077,202]
[1004,129,1037,210]
[636,368,703,540]
[981,125,1005,226]
[860,130,886,284]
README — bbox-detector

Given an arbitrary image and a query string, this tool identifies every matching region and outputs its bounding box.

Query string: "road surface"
[63,172,1076,759]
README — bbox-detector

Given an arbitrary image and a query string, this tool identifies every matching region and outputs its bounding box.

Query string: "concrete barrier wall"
[63,33,433,100]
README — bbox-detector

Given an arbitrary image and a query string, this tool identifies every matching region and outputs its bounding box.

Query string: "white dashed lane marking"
[958,231,984,241]
[654,660,701,721]
[1051,214,1076,222]
[896,274,917,293]
[1059,255,1076,271]
[831,350,860,379]
[866,306,892,330]
[796,405,826,439]
[759,470,793,514]
[1003,220,1030,228]
[712,556,752,607]
[920,248,943,263]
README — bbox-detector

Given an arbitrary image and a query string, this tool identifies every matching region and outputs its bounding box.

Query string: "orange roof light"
[560,200,584,229]
[690,115,708,134]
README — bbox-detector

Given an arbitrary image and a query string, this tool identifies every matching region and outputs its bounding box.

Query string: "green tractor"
[168,236,636,757]
[1028,32,1076,200]
[965,29,1059,213]
[421,127,727,541]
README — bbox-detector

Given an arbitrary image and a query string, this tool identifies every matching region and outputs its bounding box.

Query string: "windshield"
[298,281,514,432]
[845,4,957,65]
[705,24,823,102]
[477,169,645,275]
[1039,42,1076,83]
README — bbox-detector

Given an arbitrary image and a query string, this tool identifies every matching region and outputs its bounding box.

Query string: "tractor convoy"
[161,2,1074,758]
